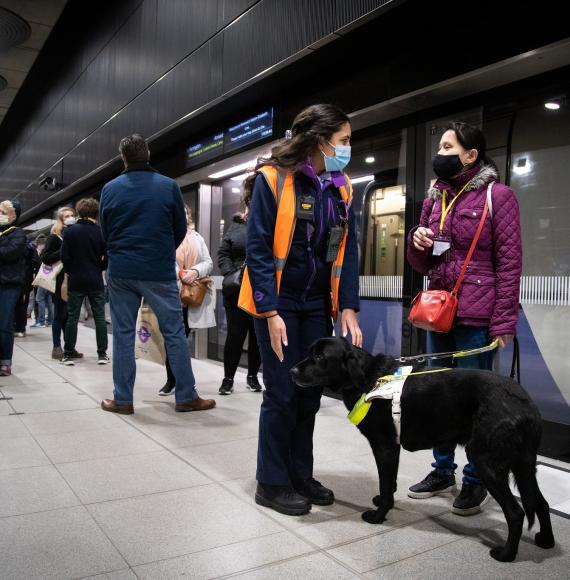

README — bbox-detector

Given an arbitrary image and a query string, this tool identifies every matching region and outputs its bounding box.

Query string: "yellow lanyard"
[439,178,475,234]
[0,226,16,237]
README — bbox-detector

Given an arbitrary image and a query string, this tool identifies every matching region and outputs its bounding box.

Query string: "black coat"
[40,233,65,294]
[61,220,107,293]
[0,225,27,286]
[218,216,246,306]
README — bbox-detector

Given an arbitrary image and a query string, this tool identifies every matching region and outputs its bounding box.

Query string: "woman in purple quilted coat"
[406,122,522,516]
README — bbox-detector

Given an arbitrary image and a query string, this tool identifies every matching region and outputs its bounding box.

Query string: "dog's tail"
[512,463,537,530]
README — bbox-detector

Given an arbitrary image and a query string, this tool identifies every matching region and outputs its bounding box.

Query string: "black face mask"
[432,154,464,181]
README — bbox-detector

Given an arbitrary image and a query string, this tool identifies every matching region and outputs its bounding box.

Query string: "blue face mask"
[322,140,351,172]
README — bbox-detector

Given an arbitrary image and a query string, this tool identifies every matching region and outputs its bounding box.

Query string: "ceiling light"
[230,173,251,182]
[544,102,560,110]
[350,175,374,184]
[231,187,240,193]
[208,159,256,179]
[513,157,531,176]
[365,156,375,164]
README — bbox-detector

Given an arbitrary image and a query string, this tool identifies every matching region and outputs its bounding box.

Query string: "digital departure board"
[224,108,274,153]
[185,132,224,168]
[185,108,274,168]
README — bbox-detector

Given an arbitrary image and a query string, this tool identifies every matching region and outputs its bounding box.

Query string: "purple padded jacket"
[407,163,522,337]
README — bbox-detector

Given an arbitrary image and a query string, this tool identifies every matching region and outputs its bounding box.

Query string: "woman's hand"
[412,227,434,251]
[341,309,362,348]
[267,312,288,362]
[181,269,199,285]
[495,334,514,348]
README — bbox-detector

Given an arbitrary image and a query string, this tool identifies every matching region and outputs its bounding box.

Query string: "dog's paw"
[372,495,380,507]
[362,509,386,524]
[489,546,516,562]
[535,532,555,549]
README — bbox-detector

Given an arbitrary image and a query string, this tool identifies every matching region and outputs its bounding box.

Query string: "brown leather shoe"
[101,399,134,415]
[175,397,216,412]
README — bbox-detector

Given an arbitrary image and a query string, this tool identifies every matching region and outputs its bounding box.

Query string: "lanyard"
[0,226,16,237]
[439,178,474,234]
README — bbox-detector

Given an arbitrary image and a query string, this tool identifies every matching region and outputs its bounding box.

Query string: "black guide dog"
[291,337,555,562]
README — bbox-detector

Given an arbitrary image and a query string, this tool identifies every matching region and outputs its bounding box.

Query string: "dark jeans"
[165,306,190,387]
[51,292,67,348]
[223,304,261,379]
[14,288,31,333]
[64,290,108,356]
[254,296,331,486]
[107,277,198,405]
[0,285,21,366]
[428,325,494,485]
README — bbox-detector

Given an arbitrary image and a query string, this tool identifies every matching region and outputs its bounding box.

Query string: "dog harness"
[347,367,453,443]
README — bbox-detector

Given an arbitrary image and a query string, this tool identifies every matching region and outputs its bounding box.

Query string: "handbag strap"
[451,192,490,296]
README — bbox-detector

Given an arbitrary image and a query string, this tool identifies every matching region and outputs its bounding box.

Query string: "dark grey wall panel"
[156,0,218,72]
[217,0,259,28]
[0,0,407,217]
[334,0,394,30]
[222,0,332,93]
[156,42,217,131]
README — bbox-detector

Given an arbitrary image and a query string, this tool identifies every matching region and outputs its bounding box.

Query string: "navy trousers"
[254,296,332,486]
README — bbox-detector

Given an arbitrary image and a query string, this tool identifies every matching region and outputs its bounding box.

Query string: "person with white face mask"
[0,200,27,376]
[41,206,83,361]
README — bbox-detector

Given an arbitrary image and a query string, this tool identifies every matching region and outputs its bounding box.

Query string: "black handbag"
[222,264,245,297]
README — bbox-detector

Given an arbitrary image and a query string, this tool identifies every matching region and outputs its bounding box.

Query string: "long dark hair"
[444,121,498,172]
[242,104,350,207]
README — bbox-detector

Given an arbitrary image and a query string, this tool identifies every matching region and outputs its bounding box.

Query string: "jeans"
[165,306,190,387]
[254,296,331,485]
[36,287,53,324]
[223,304,261,379]
[107,277,198,405]
[64,290,108,356]
[0,285,22,366]
[428,325,494,485]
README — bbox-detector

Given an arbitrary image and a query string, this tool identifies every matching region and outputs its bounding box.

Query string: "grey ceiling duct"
[0,7,31,51]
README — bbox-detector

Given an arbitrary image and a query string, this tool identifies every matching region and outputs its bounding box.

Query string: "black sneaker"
[255,483,311,516]
[408,470,456,499]
[68,350,84,359]
[219,378,234,395]
[60,354,75,366]
[97,354,110,365]
[246,375,262,392]
[51,346,63,360]
[158,382,175,396]
[451,483,489,516]
[294,477,335,506]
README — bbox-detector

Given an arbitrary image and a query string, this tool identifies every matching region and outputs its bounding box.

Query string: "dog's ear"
[343,345,370,390]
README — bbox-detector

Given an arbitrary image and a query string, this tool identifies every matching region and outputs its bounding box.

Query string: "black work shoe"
[218,377,234,395]
[255,483,311,516]
[451,483,489,516]
[51,346,63,360]
[246,375,262,392]
[68,350,84,359]
[158,382,175,396]
[408,470,456,499]
[294,477,335,506]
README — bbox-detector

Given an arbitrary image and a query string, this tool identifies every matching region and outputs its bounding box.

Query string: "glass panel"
[350,128,407,357]
[506,95,570,424]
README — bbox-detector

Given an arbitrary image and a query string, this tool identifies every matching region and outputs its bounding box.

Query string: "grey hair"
[118,134,149,165]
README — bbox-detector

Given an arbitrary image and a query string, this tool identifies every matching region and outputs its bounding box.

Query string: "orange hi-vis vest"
[238,165,353,321]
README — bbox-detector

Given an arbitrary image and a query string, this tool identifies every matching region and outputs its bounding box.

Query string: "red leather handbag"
[408,197,489,333]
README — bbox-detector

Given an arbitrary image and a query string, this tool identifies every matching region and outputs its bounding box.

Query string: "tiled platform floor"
[1,324,569,579]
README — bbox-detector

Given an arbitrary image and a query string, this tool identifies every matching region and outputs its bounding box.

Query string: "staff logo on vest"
[254,291,264,302]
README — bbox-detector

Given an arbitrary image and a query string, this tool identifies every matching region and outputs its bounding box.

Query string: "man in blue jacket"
[99,134,215,414]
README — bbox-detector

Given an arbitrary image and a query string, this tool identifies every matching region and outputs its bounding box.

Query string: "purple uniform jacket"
[407,163,522,337]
